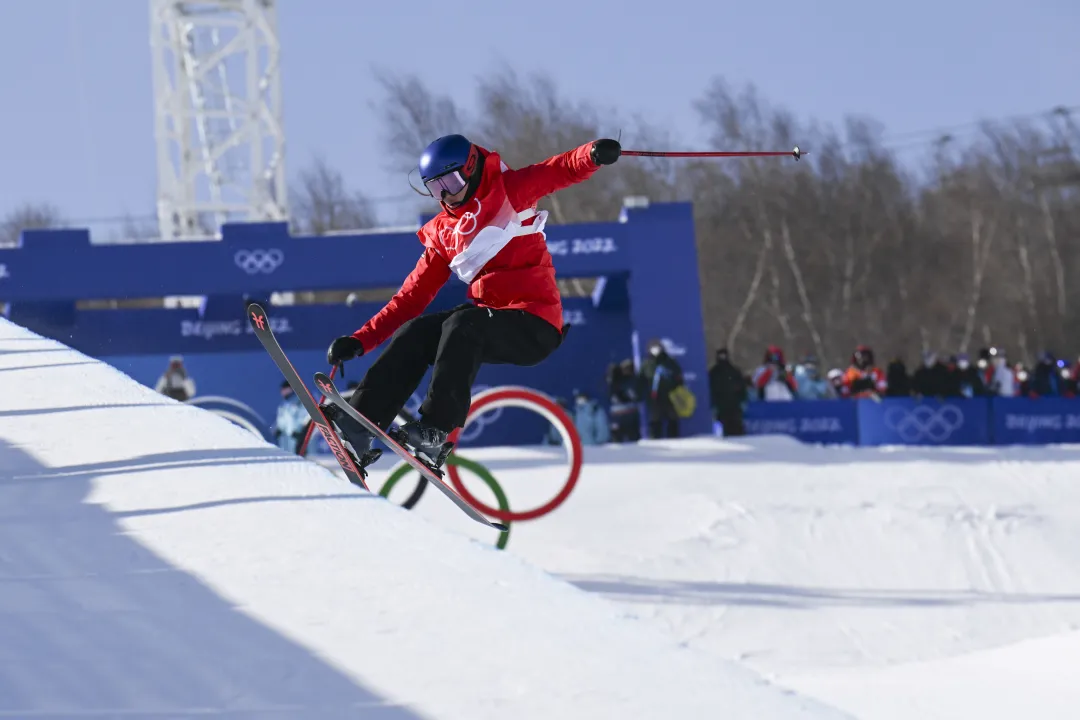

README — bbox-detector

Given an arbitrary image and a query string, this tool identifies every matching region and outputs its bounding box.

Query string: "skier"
[320,133,623,470]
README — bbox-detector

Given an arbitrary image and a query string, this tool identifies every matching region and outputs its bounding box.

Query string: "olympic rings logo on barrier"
[234,249,284,275]
[884,404,965,443]
[377,386,583,549]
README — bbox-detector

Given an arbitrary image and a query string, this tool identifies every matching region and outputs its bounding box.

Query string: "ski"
[314,371,509,533]
[245,302,370,490]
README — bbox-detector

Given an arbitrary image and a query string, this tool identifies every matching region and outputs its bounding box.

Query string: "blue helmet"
[418,134,478,183]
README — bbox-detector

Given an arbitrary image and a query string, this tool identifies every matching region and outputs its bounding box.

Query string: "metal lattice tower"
[150,0,286,240]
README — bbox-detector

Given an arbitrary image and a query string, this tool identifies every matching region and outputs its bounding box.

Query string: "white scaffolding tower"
[150,0,286,240]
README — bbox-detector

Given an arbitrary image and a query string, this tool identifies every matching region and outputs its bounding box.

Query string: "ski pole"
[621,145,806,160]
[298,363,338,457]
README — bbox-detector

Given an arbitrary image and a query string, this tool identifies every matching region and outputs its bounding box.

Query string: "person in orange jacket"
[841,345,888,399]
[322,133,622,470]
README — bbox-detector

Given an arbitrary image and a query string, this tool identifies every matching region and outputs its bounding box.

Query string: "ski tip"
[492,522,510,533]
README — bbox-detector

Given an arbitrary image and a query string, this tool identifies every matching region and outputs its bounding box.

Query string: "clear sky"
[0,0,1075,233]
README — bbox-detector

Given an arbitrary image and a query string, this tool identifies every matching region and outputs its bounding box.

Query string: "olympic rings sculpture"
[377,385,583,549]
[380,454,512,550]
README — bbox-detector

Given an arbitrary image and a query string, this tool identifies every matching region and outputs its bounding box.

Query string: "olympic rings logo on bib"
[453,198,481,240]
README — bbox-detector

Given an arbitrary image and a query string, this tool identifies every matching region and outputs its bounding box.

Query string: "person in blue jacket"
[274,381,310,454]
[572,389,610,445]
[544,390,610,446]
[794,355,832,399]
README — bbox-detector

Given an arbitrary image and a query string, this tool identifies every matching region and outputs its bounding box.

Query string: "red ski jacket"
[351,142,600,353]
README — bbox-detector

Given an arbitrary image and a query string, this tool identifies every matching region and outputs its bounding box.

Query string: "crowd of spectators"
[708,344,1080,436]
[556,338,691,446]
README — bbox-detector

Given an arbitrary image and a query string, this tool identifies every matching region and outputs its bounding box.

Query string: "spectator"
[607,359,642,442]
[911,351,953,399]
[640,338,684,438]
[155,355,196,401]
[885,355,911,397]
[826,368,845,398]
[1030,352,1064,397]
[954,353,985,397]
[273,380,309,453]
[1015,363,1032,396]
[708,348,747,435]
[985,347,1017,397]
[752,345,797,401]
[976,346,1018,396]
[572,389,610,445]
[841,345,887,399]
[1063,363,1078,397]
[794,355,831,399]
[544,397,572,445]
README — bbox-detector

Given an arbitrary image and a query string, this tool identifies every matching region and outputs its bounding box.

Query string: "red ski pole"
[297,363,337,457]
[620,145,806,160]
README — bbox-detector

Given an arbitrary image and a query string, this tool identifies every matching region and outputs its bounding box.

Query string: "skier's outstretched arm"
[350,246,451,352]
[503,139,620,210]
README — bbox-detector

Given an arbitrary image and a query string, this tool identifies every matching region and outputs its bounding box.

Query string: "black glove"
[327,335,364,366]
[591,138,621,166]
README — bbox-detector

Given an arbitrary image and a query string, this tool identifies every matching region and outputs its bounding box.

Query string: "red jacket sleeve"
[502,142,600,211]
[351,245,450,352]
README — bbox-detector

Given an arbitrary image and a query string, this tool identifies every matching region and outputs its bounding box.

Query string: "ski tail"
[246,303,369,490]
[314,372,508,532]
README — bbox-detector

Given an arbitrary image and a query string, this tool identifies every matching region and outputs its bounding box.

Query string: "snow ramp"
[0,319,848,720]
[425,437,1080,719]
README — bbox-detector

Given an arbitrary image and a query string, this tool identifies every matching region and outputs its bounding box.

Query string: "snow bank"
[0,319,846,720]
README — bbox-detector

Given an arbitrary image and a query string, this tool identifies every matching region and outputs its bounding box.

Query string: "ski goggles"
[424,169,468,200]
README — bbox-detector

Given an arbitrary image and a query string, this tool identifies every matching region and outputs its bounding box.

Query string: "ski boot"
[321,402,383,479]
[390,419,455,476]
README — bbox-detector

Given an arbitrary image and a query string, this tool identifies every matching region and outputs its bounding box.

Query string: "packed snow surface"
[9,316,1080,719]
[378,432,1080,719]
[0,319,844,720]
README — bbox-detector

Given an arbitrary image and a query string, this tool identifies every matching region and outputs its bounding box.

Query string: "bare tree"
[289,155,378,234]
[367,67,1080,372]
[0,202,65,247]
[371,68,467,174]
[372,66,677,224]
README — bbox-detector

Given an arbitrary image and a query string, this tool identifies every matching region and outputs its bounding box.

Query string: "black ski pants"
[348,304,563,433]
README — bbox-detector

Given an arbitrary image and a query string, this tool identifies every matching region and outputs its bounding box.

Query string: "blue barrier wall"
[743,397,1080,447]
[991,397,1080,445]
[743,400,859,444]
[858,397,990,446]
[2,203,710,440]
[93,297,632,448]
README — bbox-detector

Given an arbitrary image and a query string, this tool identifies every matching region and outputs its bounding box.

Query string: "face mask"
[650,346,662,357]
